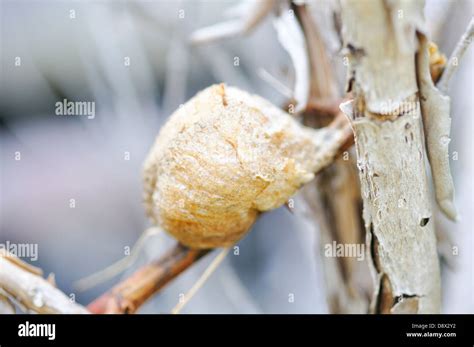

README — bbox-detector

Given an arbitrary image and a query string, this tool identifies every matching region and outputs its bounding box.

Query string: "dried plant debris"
[427,41,447,82]
[189,0,276,45]
[417,34,457,221]
[0,251,88,314]
[437,17,474,93]
[273,2,310,113]
[191,0,312,113]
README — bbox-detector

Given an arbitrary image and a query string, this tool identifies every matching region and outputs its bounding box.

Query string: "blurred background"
[0,0,472,313]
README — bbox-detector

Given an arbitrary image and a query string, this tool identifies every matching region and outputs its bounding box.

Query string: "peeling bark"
[417,34,457,220]
[339,0,441,313]
[0,251,89,314]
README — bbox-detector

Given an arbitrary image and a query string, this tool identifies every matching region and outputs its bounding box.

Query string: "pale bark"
[417,34,457,221]
[339,0,441,313]
[0,251,89,314]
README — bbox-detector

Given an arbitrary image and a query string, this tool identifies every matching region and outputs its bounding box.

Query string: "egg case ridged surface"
[143,84,321,249]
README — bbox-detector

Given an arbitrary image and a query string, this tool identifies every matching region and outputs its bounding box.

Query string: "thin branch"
[294,3,338,102]
[189,0,275,45]
[257,68,293,99]
[171,247,230,314]
[0,251,89,314]
[437,17,474,93]
[87,243,209,314]
[75,227,162,292]
[306,98,347,118]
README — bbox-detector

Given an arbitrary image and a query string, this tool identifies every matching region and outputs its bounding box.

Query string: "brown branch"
[293,3,338,101]
[292,3,370,313]
[87,243,209,314]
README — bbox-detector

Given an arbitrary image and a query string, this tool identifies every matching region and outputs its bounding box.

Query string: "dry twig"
[437,17,474,93]
[171,247,230,314]
[189,0,276,44]
[0,251,88,314]
[87,243,209,314]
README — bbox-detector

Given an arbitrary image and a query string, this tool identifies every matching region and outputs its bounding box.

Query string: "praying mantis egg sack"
[143,84,321,249]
